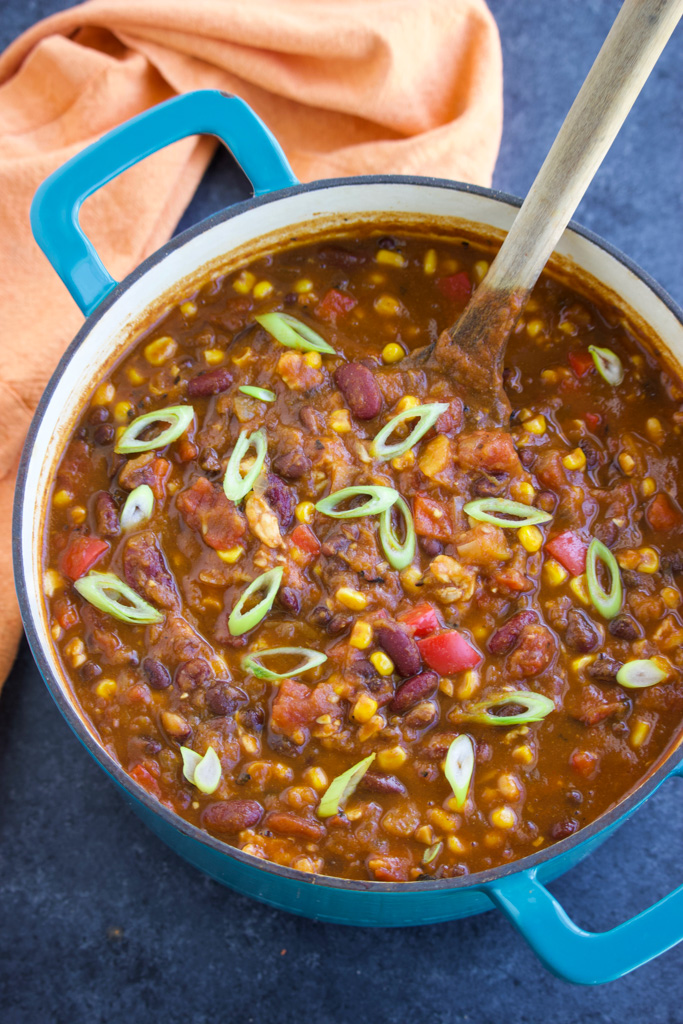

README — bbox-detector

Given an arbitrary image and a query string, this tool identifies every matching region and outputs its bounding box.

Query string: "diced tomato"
[493,568,534,593]
[585,412,602,431]
[413,493,454,540]
[568,349,594,378]
[290,524,321,556]
[53,594,79,631]
[436,272,472,304]
[59,535,109,580]
[545,530,587,576]
[129,763,161,798]
[315,288,357,321]
[646,493,683,532]
[398,602,440,638]
[417,629,482,675]
[570,749,599,778]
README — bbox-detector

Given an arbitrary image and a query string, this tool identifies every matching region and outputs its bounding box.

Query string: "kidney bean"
[265,811,326,841]
[487,610,539,655]
[608,614,640,641]
[123,532,179,610]
[334,363,383,420]
[420,537,442,557]
[272,449,311,480]
[143,657,171,690]
[594,519,619,548]
[327,613,352,635]
[517,447,536,469]
[317,244,368,269]
[206,683,247,716]
[299,405,323,432]
[361,771,407,796]
[265,475,295,530]
[565,609,600,652]
[203,799,263,834]
[175,658,213,692]
[374,621,421,677]
[278,587,301,615]
[587,654,623,683]
[549,818,579,841]
[187,367,233,397]
[94,491,120,537]
[389,671,439,714]
[310,606,332,628]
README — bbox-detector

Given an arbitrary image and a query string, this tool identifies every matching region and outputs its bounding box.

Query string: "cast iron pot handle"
[484,760,683,985]
[30,90,298,316]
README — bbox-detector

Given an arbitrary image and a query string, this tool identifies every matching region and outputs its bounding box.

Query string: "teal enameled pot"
[15,90,683,986]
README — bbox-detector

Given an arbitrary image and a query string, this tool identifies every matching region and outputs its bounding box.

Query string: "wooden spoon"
[426,0,682,429]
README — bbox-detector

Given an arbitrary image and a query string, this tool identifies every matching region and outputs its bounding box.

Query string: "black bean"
[88,406,110,425]
[471,473,507,497]
[587,654,622,683]
[565,608,600,652]
[175,658,213,691]
[265,475,295,530]
[143,657,172,690]
[93,424,115,446]
[272,449,311,480]
[327,613,352,635]
[517,447,536,469]
[549,818,579,841]
[317,244,368,269]
[608,614,640,641]
[310,606,332,628]
[206,683,246,716]
[79,661,102,682]
[279,587,301,615]
[594,520,619,548]
[420,537,442,557]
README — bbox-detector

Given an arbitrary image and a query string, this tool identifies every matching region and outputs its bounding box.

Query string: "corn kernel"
[571,655,595,673]
[349,620,373,649]
[376,745,408,771]
[144,336,177,366]
[447,835,468,855]
[374,294,403,316]
[64,637,86,669]
[69,506,87,526]
[304,351,322,369]
[231,348,252,366]
[661,586,681,609]
[202,597,222,612]
[43,569,64,597]
[391,450,416,471]
[558,320,577,335]
[126,367,145,386]
[518,525,543,553]
[569,574,590,606]
[336,587,368,611]
[616,549,640,570]
[95,679,117,699]
[368,271,386,285]
[295,503,315,526]
[180,300,197,316]
[490,805,517,830]
[526,319,544,338]
[51,623,63,641]
[204,348,224,365]
[232,270,255,294]
[541,369,558,384]
[630,717,651,749]
[382,342,405,364]
[303,766,328,792]
[395,395,419,414]
[637,547,660,573]
[473,260,489,283]
[498,773,522,801]
[53,489,72,508]
[646,417,665,445]
[329,408,352,433]
[642,477,657,498]
[544,559,568,586]
[376,249,406,268]
[92,382,115,406]
[400,566,423,593]
[512,744,535,765]
[427,808,458,833]
[439,678,454,697]
[511,480,535,505]
[294,278,314,294]
[618,452,636,475]
[358,714,385,742]
[423,249,438,275]
[217,546,244,564]
[523,414,546,435]
[370,651,394,676]
[240,734,259,756]
[563,447,587,471]
[415,825,434,845]
[352,694,379,723]
[113,400,133,424]
[456,670,480,700]
[252,280,273,300]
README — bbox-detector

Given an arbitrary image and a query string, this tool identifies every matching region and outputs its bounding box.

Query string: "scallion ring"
[586,538,622,619]
[115,405,194,455]
[589,345,624,385]
[422,842,443,866]
[120,484,154,531]
[241,646,327,680]
[180,746,202,784]
[228,567,284,636]
[463,498,552,527]
[379,494,415,570]
[255,312,336,355]
[74,571,164,625]
[616,659,668,689]
[223,428,267,503]
[239,385,276,402]
[315,485,398,519]
[317,753,376,818]
[192,746,222,795]
[452,690,555,726]
[444,735,475,811]
[370,402,450,461]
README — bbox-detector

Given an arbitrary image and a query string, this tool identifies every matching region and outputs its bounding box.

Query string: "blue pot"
[15,90,683,986]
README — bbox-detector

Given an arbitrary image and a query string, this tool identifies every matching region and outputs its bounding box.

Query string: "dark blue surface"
[1,2,681,1021]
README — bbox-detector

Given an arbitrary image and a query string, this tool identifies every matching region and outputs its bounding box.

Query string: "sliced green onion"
[180,746,202,784]
[115,405,194,455]
[452,690,555,726]
[371,402,449,461]
[223,428,267,502]
[74,571,164,624]
[444,735,475,811]
[242,646,327,680]
[228,567,284,636]
[193,746,222,795]
[379,495,415,570]
[422,841,443,866]
[315,485,398,519]
[616,659,667,689]
[317,753,376,818]
[463,497,552,528]
[255,312,336,355]
[120,484,154,531]
[239,385,276,402]
[589,345,624,385]
[586,538,622,619]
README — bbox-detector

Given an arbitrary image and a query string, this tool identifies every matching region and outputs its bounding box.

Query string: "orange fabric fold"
[0,0,502,688]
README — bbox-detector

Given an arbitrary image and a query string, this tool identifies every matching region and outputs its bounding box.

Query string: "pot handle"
[484,760,683,985]
[30,90,298,316]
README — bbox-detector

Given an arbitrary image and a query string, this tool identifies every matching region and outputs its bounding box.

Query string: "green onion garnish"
[444,735,475,811]
[586,538,622,619]
[180,746,202,784]
[223,428,267,503]
[379,494,415,570]
[616,659,667,689]
[120,484,154,531]
[589,345,624,385]
[255,312,336,355]
[317,753,376,818]
[241,646,327,680]
[422,841,443,866]
[115,405,194,455]
[74,571,164,624]
[452,690,555,726]
[192,746,222,795]
[228,566,284,636]
[371,402,449,461]
[463,497,552,528]
[239,386,276,402]
[315,485,398,519]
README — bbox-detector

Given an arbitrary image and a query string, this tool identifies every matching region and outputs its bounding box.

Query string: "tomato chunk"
[437,272,472,304]
[545,530,587,576]
[568,349,594,378]
[129,763,161,799]
[60,535,109,580]
[417,629,481,674]
[413,493,453,540]
[585,412,602,431]
[316,288,357,321]
[289,523,321,566]
[646,493,683,532]
[398,602,440,639]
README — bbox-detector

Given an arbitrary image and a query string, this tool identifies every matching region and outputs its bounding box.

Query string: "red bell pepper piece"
[315,288,357,321]
[60,535,109,580]
[436,272,472,304]
[545,530,588,576]
[568,349,594,378]
[585,412,602,431]
[417,629,482,675]
[413,493,454,540]
[290,524,321,556]
[398,602,440,638]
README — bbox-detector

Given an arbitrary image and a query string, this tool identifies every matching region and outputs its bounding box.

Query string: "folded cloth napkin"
[0,0,502,689]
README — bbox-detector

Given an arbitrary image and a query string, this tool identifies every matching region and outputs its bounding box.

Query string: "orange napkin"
[0,0,502,688]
